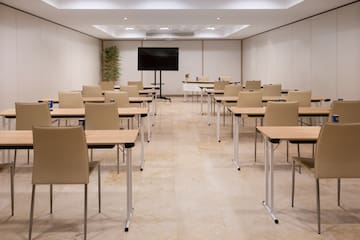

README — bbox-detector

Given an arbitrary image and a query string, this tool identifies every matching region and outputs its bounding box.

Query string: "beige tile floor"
[1,97,360,239]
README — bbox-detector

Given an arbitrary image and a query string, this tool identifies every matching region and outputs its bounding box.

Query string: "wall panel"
[0,4,101,110]
[337,2,360,99]
[242,2,360,100]
[203,40,241,82]
[311,11,337,99]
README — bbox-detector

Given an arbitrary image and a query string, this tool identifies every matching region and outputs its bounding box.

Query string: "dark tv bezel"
[137,47,179,71]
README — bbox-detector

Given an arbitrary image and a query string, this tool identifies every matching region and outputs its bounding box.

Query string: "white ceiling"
[0,0,356,40]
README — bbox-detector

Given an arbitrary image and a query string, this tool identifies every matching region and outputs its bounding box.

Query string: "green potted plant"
[101,46,120,90]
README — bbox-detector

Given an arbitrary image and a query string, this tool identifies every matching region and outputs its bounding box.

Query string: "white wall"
[203,40,241,82]
[103,40,242,95]
[242,2,360,100]
[0,4,101,110]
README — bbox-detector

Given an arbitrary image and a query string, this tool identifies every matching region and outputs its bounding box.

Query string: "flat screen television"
[138,47,179,71]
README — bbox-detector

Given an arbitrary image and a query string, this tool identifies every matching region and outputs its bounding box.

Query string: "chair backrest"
[315,123,360,179]
[120,85,139,97]
[104,91,130,108]
[328,100,360,123]
[15,102,52,130]
[196,76,208,81]
[263,84,282,96]
[85,102,119,130]
[263,101,299,126]
[214,81,229,91]
[237,91,263,107]
[245,80,261,90]
[32,126,89,184]
[99,81,115,91]
[286,90,312,107]
[58,92,84,108]
[219,76,232,82]
[128,81,144,90]
[82,85,102,97]
[224,85,242,97]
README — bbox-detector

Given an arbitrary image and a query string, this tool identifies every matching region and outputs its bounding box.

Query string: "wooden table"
[39,96,153,104]
[212,96,329,136]
[228,106,329,170]
[0,129,138,231]
[0,107,149,170]
[256,126,320,224]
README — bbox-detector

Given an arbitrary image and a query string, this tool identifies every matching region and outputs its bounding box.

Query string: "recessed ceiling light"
[216,17,221,20]
[207,27,216,30]
[123,17,128,21]
[160,27,169,30]
[125,27,134,30]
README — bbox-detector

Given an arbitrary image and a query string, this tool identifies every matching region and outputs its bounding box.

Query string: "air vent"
[146,32,194,37]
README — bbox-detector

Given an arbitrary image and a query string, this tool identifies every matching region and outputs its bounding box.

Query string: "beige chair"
[224,85,242,98]
[237,91,263,162]
[15,102,52,167]
[82,85,102,97]
[58,92,84,126]
[104,91,130,108]
[214,81,229,91]
[120,85,139,97]
[286,90,312,107]
[245,80,261,90]
[328,100,360,123]
[264,101,298,126]
[128,81,144,90]
[292,123,360,234]
[263,84,282,97]
[59,92,84,108]
[0,163,14,216]
[29,126,101,240]
[85,103,122,173]
[222,85,243,125]
[262,102,299,163]
[99,81,114,91]
[219,76,232,82]
[237,91,263,108]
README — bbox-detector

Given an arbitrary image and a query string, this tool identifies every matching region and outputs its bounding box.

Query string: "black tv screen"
[138,47,179,71]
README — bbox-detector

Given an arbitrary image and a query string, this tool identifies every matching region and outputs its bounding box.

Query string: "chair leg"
[286,141,289,162]
[29,184,36,240]
[223,106,225,126]
[84,184,88,240]
[50,184,53,214]
[13,150,17,174]
[254,119,257,162]
[10,164,14,216]
[123,148,125,163]
[337,178,341,207]
[98,164,101,213]
[297,144,302,174]
[117,145,120,174]
[291,159,296,208]
[316,178,321,234]
[27,149,30,165]
[90,149,93,162]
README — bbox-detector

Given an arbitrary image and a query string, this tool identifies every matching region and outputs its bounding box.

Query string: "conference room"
[1,0,360,239]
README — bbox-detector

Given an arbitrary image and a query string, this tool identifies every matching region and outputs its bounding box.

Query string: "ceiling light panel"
[94,24,249,39]
[42,0,304,9]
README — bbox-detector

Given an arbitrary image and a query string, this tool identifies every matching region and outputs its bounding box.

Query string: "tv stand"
[154,71,171,102]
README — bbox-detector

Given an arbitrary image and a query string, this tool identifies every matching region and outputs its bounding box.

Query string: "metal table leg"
[262,139,279,224]
[233,114,240,170]
[216,101,221,142]
[124,147,133,232]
